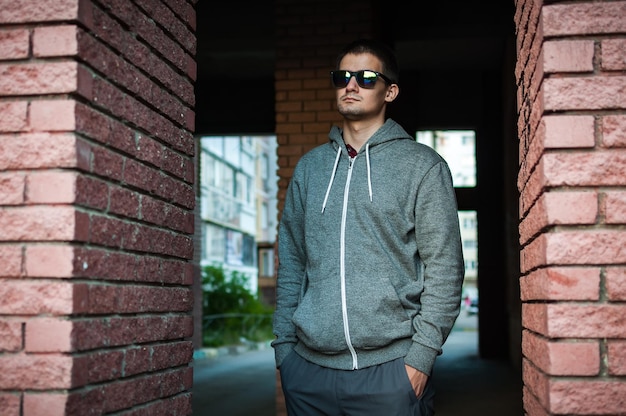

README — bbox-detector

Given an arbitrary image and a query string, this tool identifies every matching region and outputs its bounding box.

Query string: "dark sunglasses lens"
[331,70,379,88]
[358,70,378,88]
[332,71,350,88]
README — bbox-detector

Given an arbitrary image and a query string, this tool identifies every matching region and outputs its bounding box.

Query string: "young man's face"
[335,52,397,121]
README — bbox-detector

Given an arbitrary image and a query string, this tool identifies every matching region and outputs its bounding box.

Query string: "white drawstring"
[322,144,373,212]
[365,143,372,202]
[322,147,342,213]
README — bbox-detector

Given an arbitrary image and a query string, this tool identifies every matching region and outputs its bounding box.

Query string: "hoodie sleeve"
[271,165,307,368]
[404,160,465,375]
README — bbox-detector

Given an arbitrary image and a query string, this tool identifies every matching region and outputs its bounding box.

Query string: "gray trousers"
[279,351,435,416]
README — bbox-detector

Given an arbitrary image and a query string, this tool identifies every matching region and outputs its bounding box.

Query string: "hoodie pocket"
[291,276,347,352]
[346,275,414,349]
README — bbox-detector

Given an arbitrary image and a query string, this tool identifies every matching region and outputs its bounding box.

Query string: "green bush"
[202,264,274,347]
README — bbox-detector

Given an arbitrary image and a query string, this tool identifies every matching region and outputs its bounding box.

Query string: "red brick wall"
[515,0,626,414]
[0,1,197,415]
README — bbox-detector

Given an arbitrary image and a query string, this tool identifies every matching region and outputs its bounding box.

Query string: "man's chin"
[338,108,362,119]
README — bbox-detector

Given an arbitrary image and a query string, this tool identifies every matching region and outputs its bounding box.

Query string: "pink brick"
[547,341,599,376]
[519,191,598,246]
[605,191,626,224]
[543,151,626,187]
[25,244,74,278]
[520,230,626,273]
[543,76,626,111]
[519,159,546,217]
[25,318,73,352]
[0,29,29,59]
[545,191,597,224]
[543,2,626,36]
[523,330,599,376]
[549,380,626,414]
[0,133,79,170]
[0,62,79,95]
[0,100,28,132]
[0,280,73,314]
[523,303,626,338]
[545,230,626,265]
[0,0,80,22]
[603,115,626,147]
[522,389,547,416]
[0,393,21,416]
[0,320,23,352]
[23,393,67,416]
[520,267,600,301]
[522,358,550,410]
[30,99,77,131]
[602,39,626,71]
[0,354,73,389]
[606,267,626,301]
[543,115,595,148]
[0,172,25,205]
[33,25,78,57]
[0,206,77,241]
[543,40,594,73]
[0,245,22,277]
[608,341,626,376]
[27,171,77,203]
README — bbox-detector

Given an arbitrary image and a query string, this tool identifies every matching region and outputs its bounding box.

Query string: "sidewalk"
[193,339,272,361]
[192,313,523,416]
[434,316,523,415]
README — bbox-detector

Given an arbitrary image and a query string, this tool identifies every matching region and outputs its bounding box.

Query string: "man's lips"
[341,94,360,102]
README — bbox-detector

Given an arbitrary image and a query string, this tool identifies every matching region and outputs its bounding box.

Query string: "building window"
[416,130,476,188]
[199,134,278,294]
[258,247,274,278]
[204,223,226,263]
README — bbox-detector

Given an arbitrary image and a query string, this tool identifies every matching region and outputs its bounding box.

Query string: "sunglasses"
[330,70,393,89]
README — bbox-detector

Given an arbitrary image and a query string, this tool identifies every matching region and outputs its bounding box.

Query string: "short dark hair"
[335,39,399,85]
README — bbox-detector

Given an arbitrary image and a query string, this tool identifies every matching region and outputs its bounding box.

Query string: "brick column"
[515,1,626,414]
[0,1,197,415]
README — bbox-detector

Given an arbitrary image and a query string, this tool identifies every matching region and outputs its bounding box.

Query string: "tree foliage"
[202,264,274,347]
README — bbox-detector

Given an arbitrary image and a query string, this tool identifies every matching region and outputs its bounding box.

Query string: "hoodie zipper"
[341,155,359,369]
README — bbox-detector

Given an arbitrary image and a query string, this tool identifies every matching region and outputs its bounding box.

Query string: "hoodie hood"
[322,118,414,212]
[328,118,414,151]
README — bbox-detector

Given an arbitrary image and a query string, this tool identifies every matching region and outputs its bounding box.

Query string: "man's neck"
[342,119,385,152]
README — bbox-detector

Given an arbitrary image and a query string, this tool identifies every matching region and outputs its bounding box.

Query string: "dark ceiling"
[194,1,516,134]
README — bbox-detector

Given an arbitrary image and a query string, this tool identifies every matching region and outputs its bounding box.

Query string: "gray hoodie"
[272,118,464,376]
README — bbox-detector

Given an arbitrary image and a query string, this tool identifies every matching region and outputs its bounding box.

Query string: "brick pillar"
[274,1,379,414]
[0,1,197,415]
[515,1,626,414]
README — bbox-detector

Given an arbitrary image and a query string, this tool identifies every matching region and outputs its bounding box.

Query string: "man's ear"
[385,84,399,103]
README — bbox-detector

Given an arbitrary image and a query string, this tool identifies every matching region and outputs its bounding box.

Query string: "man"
[272,38,465,416]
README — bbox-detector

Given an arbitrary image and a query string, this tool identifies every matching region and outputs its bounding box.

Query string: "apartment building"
[198,135,277,300]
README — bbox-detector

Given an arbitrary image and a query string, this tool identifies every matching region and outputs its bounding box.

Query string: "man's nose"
[346,75,359,90]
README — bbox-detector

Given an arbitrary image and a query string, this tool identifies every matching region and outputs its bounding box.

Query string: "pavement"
[192,313,523,415]
[433,325,523,415]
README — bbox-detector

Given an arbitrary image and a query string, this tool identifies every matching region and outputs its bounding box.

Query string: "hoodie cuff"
[404,342,439,376]
[273,342,296,368]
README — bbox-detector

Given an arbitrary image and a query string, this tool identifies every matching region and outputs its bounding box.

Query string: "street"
[192,346,276,416]
[190,313,522,415]
[192,311,488,416]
